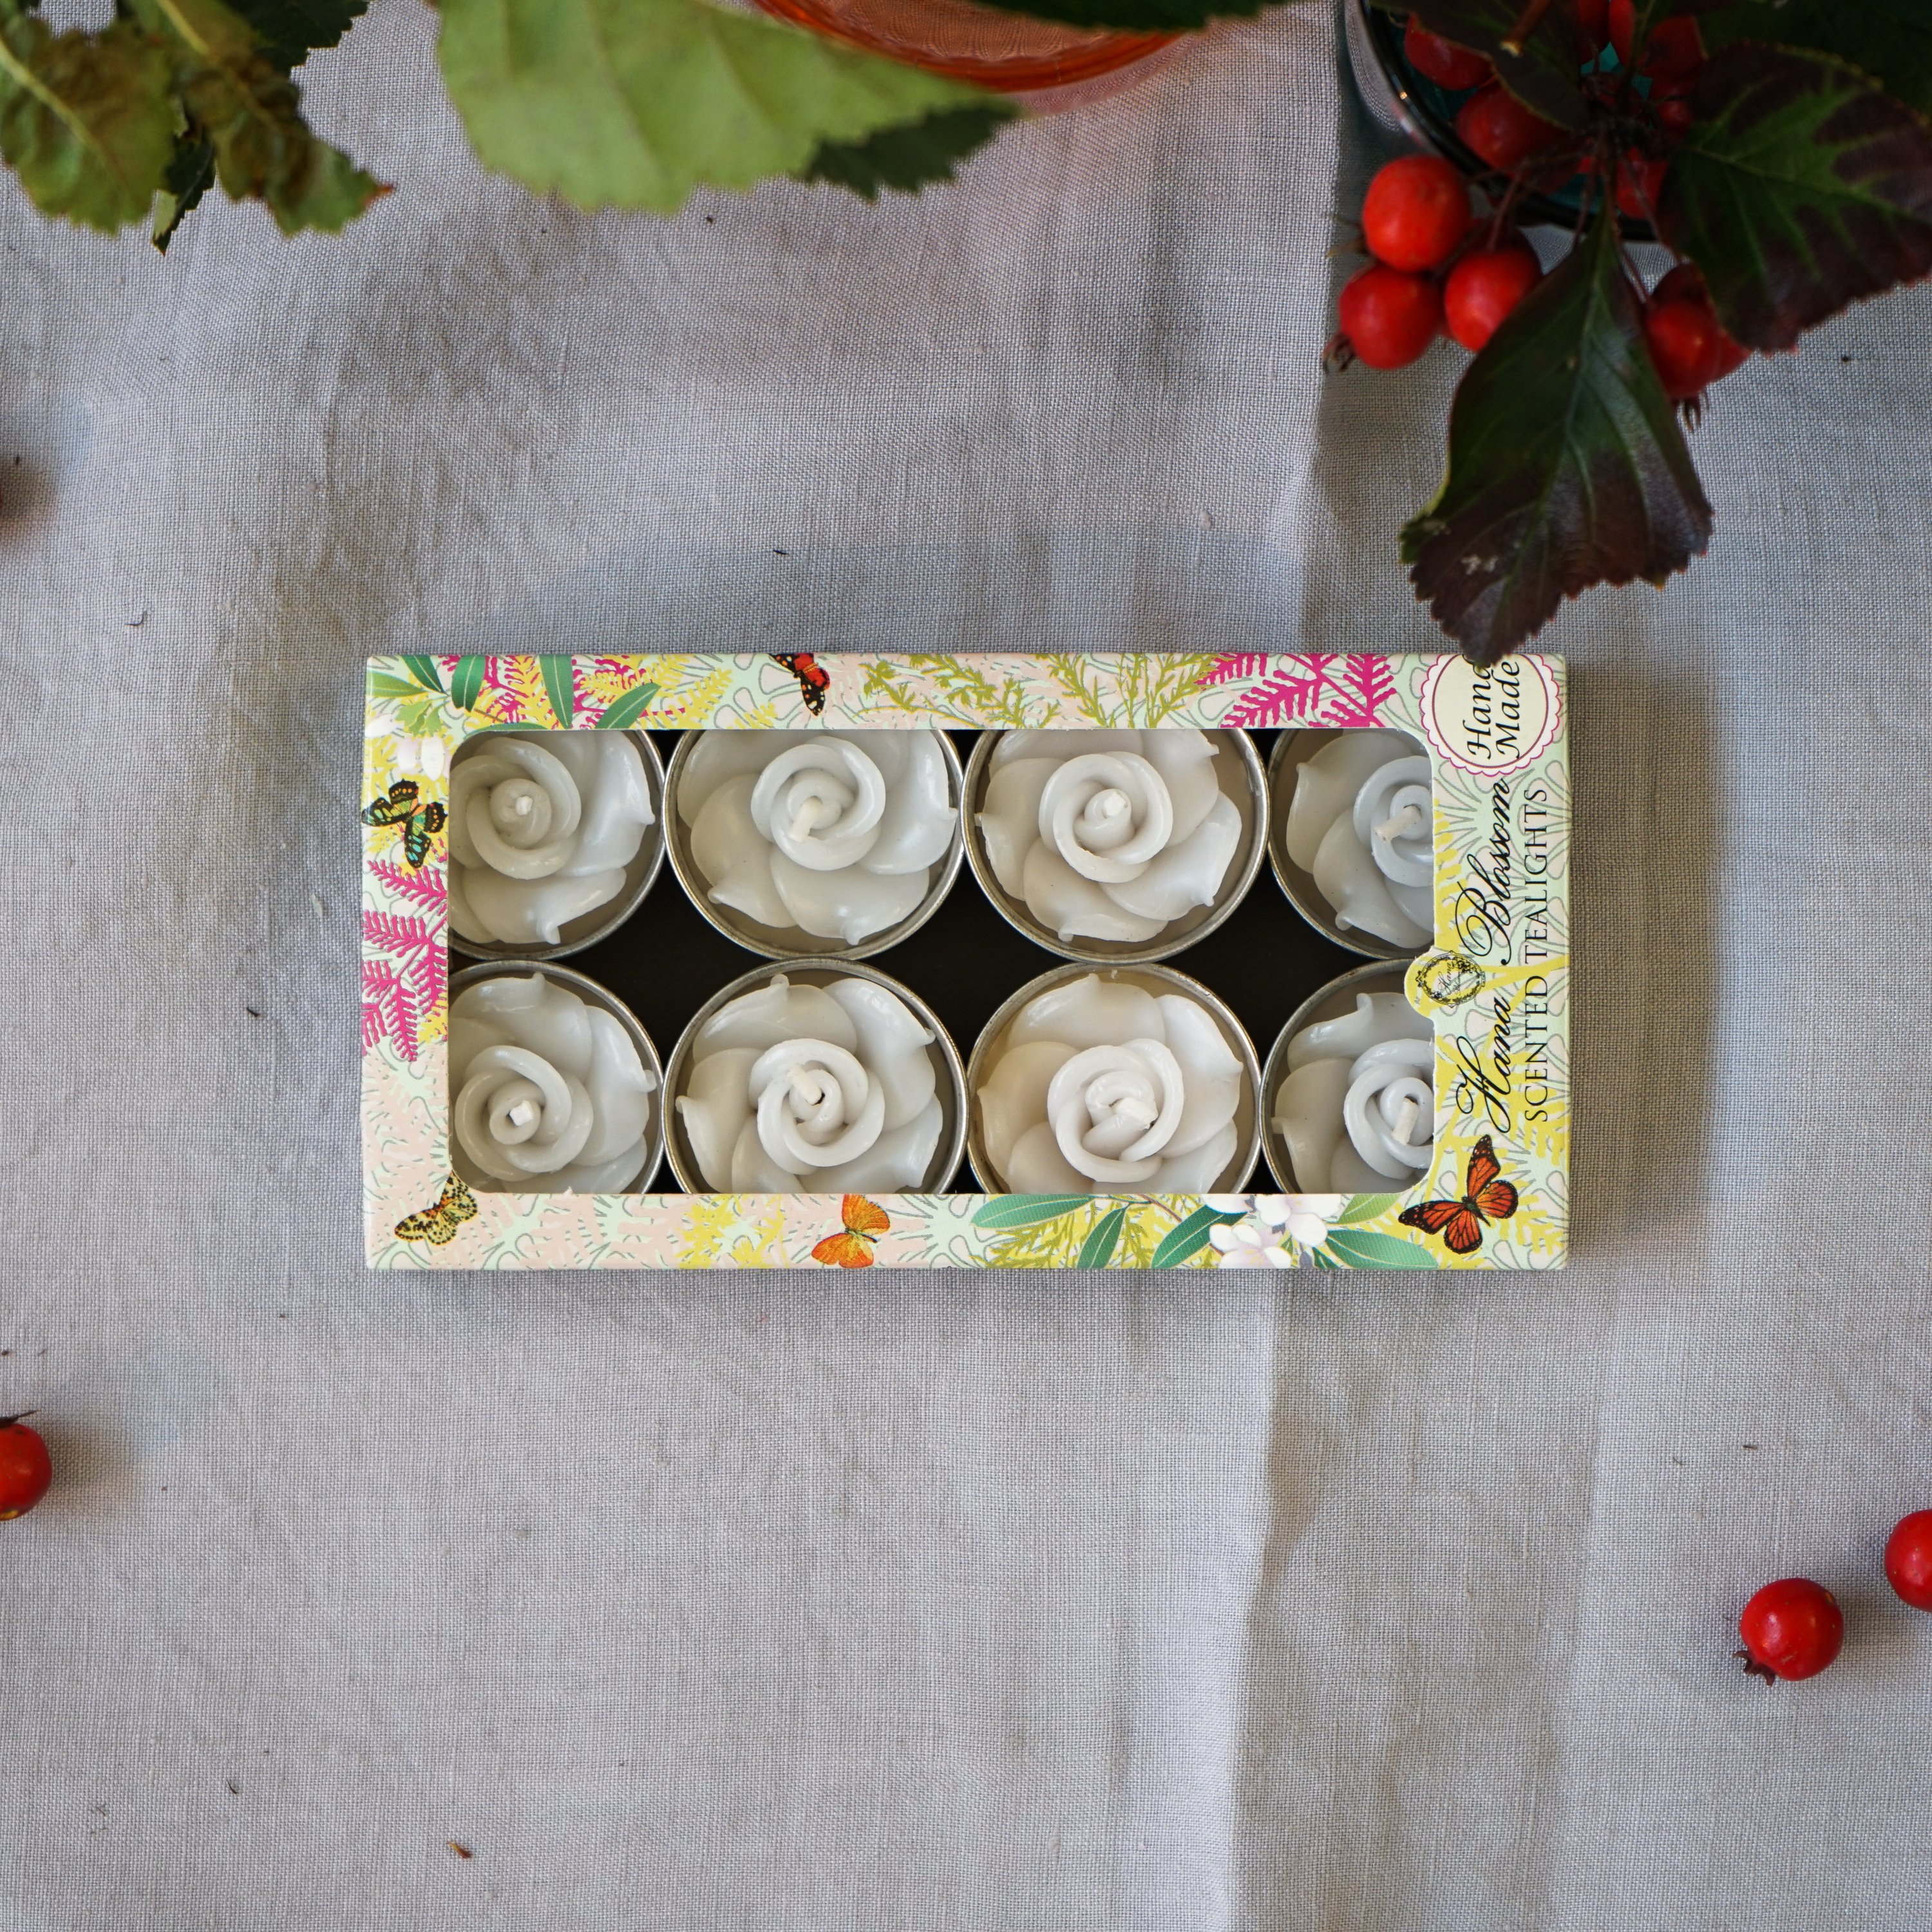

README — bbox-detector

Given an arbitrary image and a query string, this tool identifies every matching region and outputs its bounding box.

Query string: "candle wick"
[1392,1095,1421,1144]
[513,793,533,818]
[789,797,824,842]
[1376,802,1425,842]
[507,1100,536,1129]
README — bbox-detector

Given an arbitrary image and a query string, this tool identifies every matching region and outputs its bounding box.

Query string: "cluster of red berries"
[1332,6,1750,406]
[1738,1511,1932,1683]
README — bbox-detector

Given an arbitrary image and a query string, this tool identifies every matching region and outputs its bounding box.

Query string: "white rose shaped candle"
[448,731,659,951]
[1269,987,1434,1193]
[972,729,1256,956]
[672,729,959,954]
[671,969,960,1193]
[449,969,661,1193]
[972,968,1256,1194]
[1277,730,1434,952]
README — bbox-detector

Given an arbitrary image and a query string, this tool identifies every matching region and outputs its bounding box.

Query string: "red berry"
[1738,1578,1844,1681]
[1885,1511,1932,1611]
[1361,155,1472,272]
[1455,83,1565,174]
[1653,95,1694,137]
[1651,263,1749,381]
[1336,265,1444,370]
[1443,242,1542,351]
[1615,149,1668,221]
[1609,0,1634,62]
[1404,15,1492,91]
[0,1415,51,1520]
[1643,16,1704,82]
[1574,0,1609,55]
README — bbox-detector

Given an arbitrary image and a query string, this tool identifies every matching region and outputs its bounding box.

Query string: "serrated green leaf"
[800,100,1014,200]
[450,656,486,713]
[1701,2,1932,121]
[538,655,576,727]
[223,0,367,71]
[437,0,990,215]
[400,654,445,694]
[1148,1203,1244,1268]
[135,0,384,233]
[1379,0,1591,129]
[972,1194,1090,1231]
[1320,1228,1438,1269]
[1076,1204,1127,1268]
[1334,1193,1400,1227]
[1661,42,1932,351]
[595,683,661,731]
[368,671,422,699]
[151,127,214,249]
[0,14,176,231]
[1402,211,1712,664]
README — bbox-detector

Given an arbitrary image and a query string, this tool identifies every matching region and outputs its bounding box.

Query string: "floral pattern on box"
[363,653,1569,1271]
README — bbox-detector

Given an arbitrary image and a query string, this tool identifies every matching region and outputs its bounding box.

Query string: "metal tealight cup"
[965,959,1262,1194]
[448,730,668,965]
[447,959,666,1192]
[961,727,1267,967]
[663,958,967,1194]
[661,730,966,963]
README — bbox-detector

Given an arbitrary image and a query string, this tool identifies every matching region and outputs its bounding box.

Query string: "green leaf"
[800,100,1014,201]
[400,654,446,694]
[1379,0,1591,130]
[1334,1193,1400,1227]
[223,0,368,71]
[1401,211,1712,664]
[1320,1229,1438,1270]
[1150,1204,1245,1269]
[1310,1246,1341,1269]
[595,682,662,731]
[538,655,576,727]
[1701,2,1932,121]
[151,127,215,249]
[972,1194,1090,1231]
[0,14,176,231]
[1076,1205,1128,1269]
[1661,42,1932,351]
[437,0,990,215]
[367,671,422,699]
[450,656,486,714]
[135,0,385,233]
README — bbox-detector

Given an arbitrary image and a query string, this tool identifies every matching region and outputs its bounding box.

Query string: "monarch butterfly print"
[1397,1135,1519,1256]
[811,1194,890,1267]
[362,778,448,869]
[772,653,829,717]
[394,1173,478,1246]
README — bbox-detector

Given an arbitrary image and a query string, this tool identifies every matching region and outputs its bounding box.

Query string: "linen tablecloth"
[4,1,1929,1923]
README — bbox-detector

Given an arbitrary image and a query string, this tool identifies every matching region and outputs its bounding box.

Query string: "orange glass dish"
[753,0,1177,101]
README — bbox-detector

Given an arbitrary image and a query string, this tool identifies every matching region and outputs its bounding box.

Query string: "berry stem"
[1501,0,1558,53]
[0,1412,36,1431]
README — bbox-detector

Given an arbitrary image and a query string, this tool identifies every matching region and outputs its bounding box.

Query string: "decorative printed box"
[361,652,1568,1270]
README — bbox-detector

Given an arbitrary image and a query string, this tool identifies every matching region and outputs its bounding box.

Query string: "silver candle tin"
[1265,727,1429,963]
[662,729,966,963]
[447,729,668,965]
[662,958,968,1195]
[1260,958,1420,1193]
[965,959,1263,1195]
[961,727,1268,967]
[447,959,667,1193]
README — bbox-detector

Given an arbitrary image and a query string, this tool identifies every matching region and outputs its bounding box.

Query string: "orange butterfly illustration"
[1397,1135,1519,1256]
[811,1194,890,1267]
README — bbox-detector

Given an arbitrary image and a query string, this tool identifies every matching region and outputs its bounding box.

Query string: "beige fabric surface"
[2,0,1929,1924]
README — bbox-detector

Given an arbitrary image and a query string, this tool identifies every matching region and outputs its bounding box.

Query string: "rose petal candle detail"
[672,729,960,954]
[1269,985,1434,1193]
[448,969,661,1193]
[971,967,1258,1193]
[1276,730,1434,952]
[448,730,659,951]
[671,969,961,1193]
[970,728,1262,959]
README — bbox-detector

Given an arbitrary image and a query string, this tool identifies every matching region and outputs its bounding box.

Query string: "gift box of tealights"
[361,652,1568,1270]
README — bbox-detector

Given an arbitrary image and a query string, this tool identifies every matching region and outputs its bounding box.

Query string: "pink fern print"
[1198,654,1270,688]
[1201,653,1399,729]
[370,860,448,914]
[1332,654,1396,726]
[362,911,446,1063]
